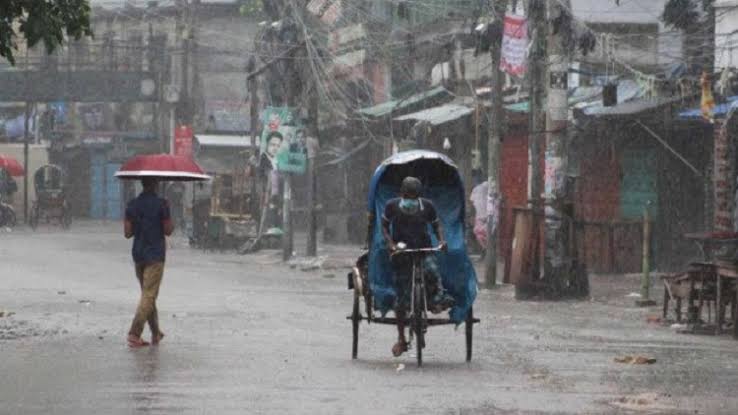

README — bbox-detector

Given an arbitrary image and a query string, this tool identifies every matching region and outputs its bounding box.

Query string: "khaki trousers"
[129,262,164,338]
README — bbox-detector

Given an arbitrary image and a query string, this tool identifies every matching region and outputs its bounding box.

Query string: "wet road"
[2,222,738,414]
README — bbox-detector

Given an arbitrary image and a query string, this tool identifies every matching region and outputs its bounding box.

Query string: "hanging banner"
[174,124,193,158]
[500,14,528,77]
[260,107,306,175]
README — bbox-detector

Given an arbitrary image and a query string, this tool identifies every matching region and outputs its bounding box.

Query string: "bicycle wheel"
[0,205,15,227]
[413,280,425,367]
[6,207,16,227]
[29,204,39,230]
[465,307,474,362]
[61,205,72,229]
[351,292,360,359]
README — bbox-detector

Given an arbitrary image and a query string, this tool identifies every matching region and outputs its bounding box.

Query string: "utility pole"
[23,102,30,223]
[306,84,319,257]
[527,0,546,208]
[484,0,508,288]
[23,44,30,223]
[282,44,297,262]
[524,0,547,292]
[248,57,260,222]
[543,0,571,297]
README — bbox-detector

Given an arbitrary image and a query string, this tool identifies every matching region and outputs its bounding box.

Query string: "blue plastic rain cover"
[367,151,478,323]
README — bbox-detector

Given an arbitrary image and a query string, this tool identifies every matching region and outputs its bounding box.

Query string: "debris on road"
[396,364,405,372]
[614,355,657,365]
[610,393,673,412]
[646,315,662,324]
[57,291,66,295]
[626,292,642,298]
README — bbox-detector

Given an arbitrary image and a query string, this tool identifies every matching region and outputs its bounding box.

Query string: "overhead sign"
[500,15,528,77]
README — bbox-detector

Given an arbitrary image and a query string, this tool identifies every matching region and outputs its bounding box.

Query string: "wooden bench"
[715,261,738,338]
[662,262,718,324]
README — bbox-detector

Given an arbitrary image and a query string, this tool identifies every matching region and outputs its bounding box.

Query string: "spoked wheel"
[413,283,425,367]
[0,205,16,227]
[465,307,474,362]
[6,208,16,227]
[61,205,72,229]
[29,204,39,230]
[351,292,360,359]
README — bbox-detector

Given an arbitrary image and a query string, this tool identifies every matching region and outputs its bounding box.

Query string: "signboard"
[174,125,194,158]
[205,100,250,132]
[260,107,306,175]
[164,85,180,104]
[500,14,528,77]
[0,71,159,102]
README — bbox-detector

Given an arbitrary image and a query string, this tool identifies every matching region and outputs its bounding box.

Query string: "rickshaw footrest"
[346,315,480,326]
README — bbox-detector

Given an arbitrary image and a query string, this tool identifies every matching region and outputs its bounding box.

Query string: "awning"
[195,134,254,148]
[506,80,643,114]
[582,96,683,118]
[678,96,738,120]
[356,86,452,118]
[393,104,473,126]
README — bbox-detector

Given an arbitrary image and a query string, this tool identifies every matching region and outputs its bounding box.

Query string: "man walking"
[124,177,173,348]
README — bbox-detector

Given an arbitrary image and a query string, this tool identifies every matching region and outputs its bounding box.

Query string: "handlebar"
[390,245,444,258]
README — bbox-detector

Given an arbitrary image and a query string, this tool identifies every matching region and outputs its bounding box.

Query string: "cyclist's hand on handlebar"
[439,241,448,252]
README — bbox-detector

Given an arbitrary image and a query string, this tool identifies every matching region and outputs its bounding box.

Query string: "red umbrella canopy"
[115,154,210,181]
[0,155,24,176]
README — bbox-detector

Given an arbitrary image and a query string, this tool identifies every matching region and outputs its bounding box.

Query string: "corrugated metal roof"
[393,104,473,126]
[356,86,452,118]
[578,80,645,114]
[678,96,738,120]
[571,0,669,24]
[506,80,643,114]
[583,96,682,118]
[195,134,254,148]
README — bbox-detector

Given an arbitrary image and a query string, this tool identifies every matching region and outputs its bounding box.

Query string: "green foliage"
[0,0,92,65]
[661,0,714,30]
[239,0,264,18]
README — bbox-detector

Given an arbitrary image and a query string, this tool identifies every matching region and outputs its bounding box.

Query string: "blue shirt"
[125,191,171,264]
[382,197,439,249]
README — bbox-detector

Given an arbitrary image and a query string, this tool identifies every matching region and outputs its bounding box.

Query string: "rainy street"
[0,222,737,415]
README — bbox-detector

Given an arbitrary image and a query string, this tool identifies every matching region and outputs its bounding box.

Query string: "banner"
[174,124,193,158]
[260,107,307,174]
[500,14,528,77]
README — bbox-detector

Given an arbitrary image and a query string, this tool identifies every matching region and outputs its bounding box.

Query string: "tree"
[0,0,92,65]
[662,0,715,73]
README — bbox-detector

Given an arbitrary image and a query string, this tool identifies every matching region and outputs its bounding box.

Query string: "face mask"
[399,198,420,213]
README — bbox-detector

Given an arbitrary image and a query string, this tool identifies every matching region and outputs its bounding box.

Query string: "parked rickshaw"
[348,150,479,366]
[29,164,71,230]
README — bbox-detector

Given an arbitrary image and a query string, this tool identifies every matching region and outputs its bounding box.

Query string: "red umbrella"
[115,154,210,181]
[0,155,24,176]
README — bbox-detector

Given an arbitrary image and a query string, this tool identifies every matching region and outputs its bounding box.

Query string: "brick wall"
[713,120,733,231]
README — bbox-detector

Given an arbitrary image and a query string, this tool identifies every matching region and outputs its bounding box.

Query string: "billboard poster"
[260,106,307,175]
[174,124,193,158]
[500,14,528,77]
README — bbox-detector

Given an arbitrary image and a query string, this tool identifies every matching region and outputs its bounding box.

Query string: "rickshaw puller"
[382,176,455,357]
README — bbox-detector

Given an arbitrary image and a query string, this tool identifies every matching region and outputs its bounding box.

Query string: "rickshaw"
[348,150,479,366]
[29,164,71,230]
